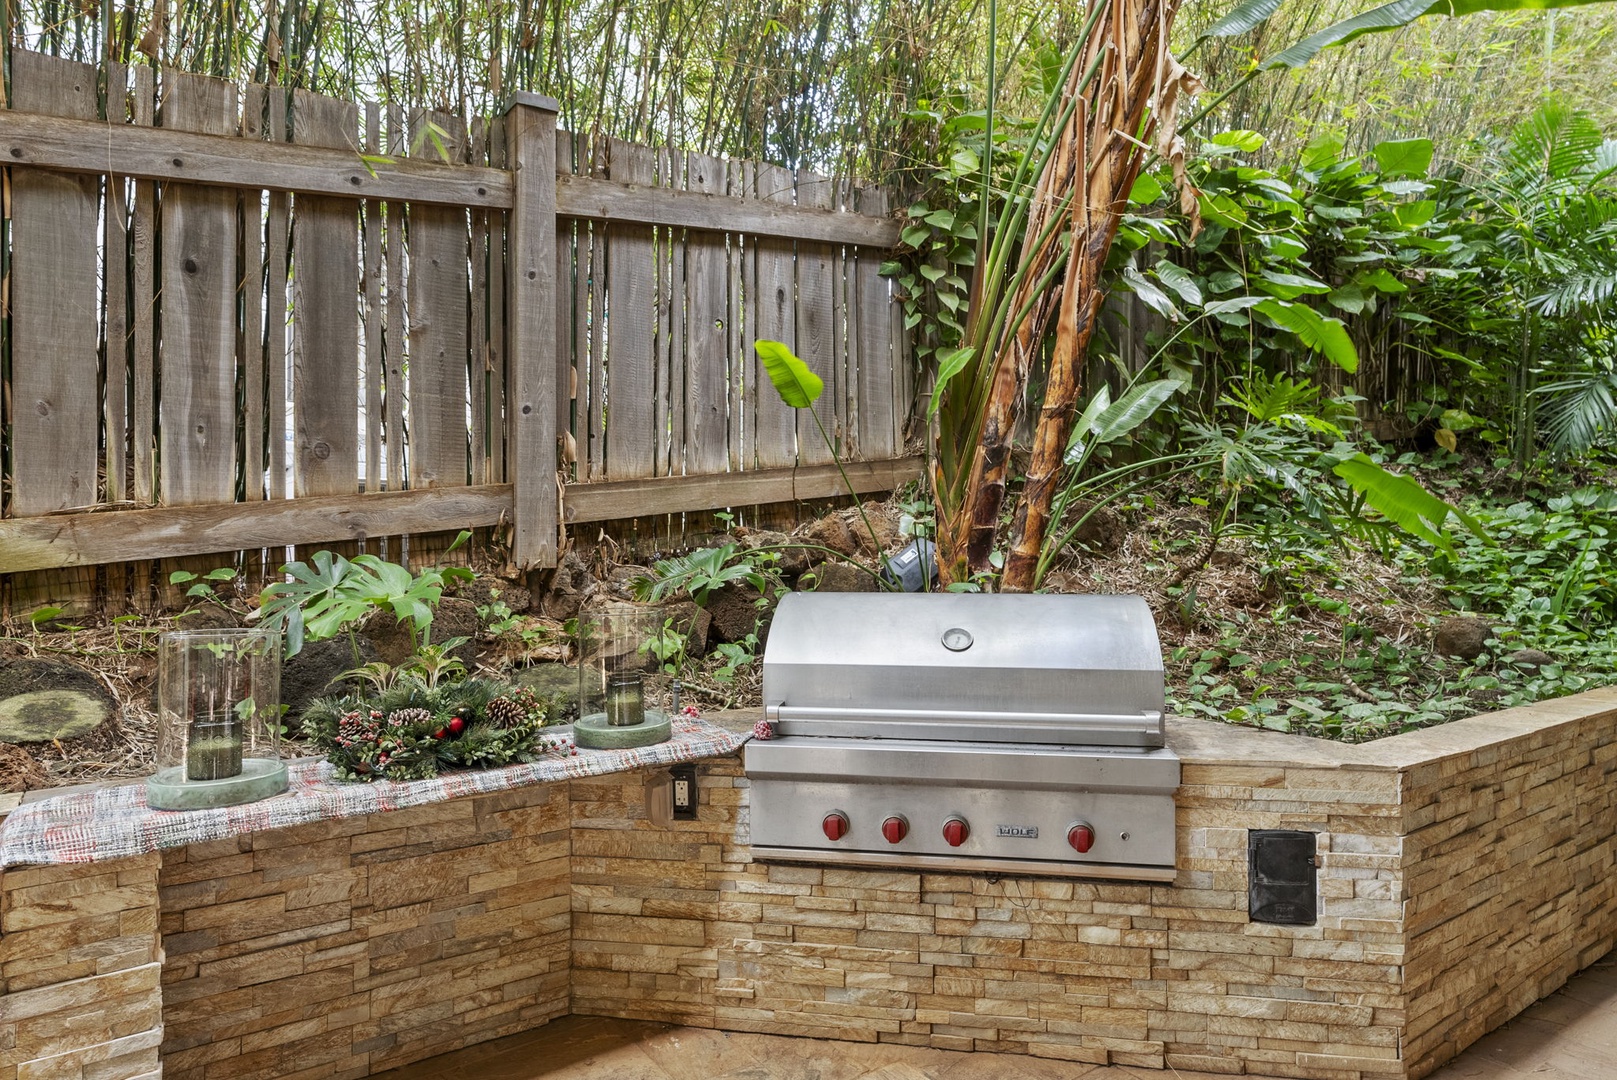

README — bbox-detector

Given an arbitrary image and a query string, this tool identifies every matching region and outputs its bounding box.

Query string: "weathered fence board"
[266,89,292,502]
[130,66,158,509]
[504,93,561,569]
[105,61,132,506]
[407,111,472,489]
[158,70,239,507]
[7,52,100,516]
[1,71,908,599]
[470,120,492,486]
[604,138,657,480]
[657,147,686,478]
[383,104,408,496]
[752,163,800,470]
[795,170,838,467]
[362,103,385,497]
[684,152,730,476]
[856,186,898,459]
[291,89,362,499]
[241,85,269,504]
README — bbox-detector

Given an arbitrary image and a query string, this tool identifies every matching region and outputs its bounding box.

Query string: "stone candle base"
[147,758,289,810]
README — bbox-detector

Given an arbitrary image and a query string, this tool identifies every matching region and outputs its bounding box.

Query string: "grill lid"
[762,592,1166,748]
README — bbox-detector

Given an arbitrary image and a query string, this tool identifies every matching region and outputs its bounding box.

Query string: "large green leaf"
[931,346,977,416]
[754,340,825,409]
[1333,454,1488,552]
[1091,380,1185,442]
[1263,0,1431,68]
[1064,386,1113,460]
[1256,299,1360,373]
[1257,270,1332,299]
[1372,138,1434,177]
[1200,0,1286,38]
[1123,267,1184,321]
[1155,260,1204,306]
[1264,0,1611,72]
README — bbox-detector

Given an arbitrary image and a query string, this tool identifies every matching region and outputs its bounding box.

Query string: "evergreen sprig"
[301,676,565,783]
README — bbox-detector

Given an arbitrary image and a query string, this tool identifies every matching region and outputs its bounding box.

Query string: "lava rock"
[854,502,903,557]
[740,530,809,576]
[803,561,879,593]
[539,550,597,621]
[362,597,479,669]
[0,741,51,791]
[281,637,379,717]
[705,583,776,645]
[660,599,712,658]
[511,662,579,723]
[1434,616,1493,660]
[173,603,246,631]
[1069,502,1127,555]
[455,576,533,615]
[802,514,860,559]
[1507,648,1555,671]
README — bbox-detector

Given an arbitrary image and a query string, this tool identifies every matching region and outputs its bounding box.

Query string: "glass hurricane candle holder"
[575,605,673,749]
[149,628,289,810]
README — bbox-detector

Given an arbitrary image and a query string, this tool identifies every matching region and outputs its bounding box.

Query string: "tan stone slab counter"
[0,716,747,867]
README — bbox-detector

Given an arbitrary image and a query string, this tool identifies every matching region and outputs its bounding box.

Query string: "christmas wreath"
[301,677,573,782]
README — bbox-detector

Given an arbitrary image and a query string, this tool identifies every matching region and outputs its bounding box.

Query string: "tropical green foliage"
[1166,463,1617,740]
[256,533,475,658]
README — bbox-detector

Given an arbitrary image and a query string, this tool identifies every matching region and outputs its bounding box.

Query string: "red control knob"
[881,816,909,844]
[822,812,849,841]
[1068,823,1095,854]
[942,817,970,847]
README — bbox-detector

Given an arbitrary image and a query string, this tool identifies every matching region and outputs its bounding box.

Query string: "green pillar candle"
[605,672,645,727]
[188,715,243,780]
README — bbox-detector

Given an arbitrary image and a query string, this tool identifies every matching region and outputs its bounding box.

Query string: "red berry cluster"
[538,734,578,756]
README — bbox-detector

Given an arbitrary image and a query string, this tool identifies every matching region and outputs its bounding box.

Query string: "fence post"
[504,92,562,568]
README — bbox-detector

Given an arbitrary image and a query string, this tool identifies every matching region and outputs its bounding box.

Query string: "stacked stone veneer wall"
[0,688,1613,1080]
[0,855,164,1079]
[570,759,1410,1079]
[157,783,572,1080]
[1396,702,1617,1076]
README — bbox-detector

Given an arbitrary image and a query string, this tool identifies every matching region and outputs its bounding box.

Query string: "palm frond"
[1536,373,1617,453]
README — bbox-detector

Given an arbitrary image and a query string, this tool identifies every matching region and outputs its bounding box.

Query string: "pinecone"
[486,696,527,729]
[337,710,379,747]
[387,706,434,730]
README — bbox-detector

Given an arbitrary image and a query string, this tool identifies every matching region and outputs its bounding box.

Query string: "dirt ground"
[0,492,1457,795]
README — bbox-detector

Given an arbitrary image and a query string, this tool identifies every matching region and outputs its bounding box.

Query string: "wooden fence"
[0,52,918,612]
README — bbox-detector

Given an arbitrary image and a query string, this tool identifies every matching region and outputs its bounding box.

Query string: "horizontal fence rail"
[0,54,914,600]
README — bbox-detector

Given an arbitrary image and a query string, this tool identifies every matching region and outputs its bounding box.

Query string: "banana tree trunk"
[945,0,1192,591]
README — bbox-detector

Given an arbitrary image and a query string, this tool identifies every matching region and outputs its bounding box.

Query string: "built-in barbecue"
[745,592,1180,881]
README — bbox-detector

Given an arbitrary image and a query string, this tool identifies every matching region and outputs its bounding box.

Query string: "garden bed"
[3,689,1613,1080]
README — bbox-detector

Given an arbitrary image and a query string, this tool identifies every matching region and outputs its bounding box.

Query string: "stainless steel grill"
[745,592,1180,881]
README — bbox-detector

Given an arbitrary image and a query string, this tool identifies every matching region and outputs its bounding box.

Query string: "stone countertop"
[1166,684,1617,770]
[0,716,748,869]
[708,688,1617,776]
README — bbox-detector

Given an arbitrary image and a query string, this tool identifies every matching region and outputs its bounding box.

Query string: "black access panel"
[1248,830,1318,925]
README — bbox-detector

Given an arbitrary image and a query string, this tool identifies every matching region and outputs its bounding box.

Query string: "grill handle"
[765,703,1165,748]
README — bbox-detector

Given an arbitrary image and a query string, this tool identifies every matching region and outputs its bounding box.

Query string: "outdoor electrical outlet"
[670,764,698,820]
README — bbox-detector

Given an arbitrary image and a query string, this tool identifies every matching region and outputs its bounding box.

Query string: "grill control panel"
[797,802,1158,871]
[747,738,1180,882]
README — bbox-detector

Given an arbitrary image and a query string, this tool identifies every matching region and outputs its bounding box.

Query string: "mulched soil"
[0,490,1451,795]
